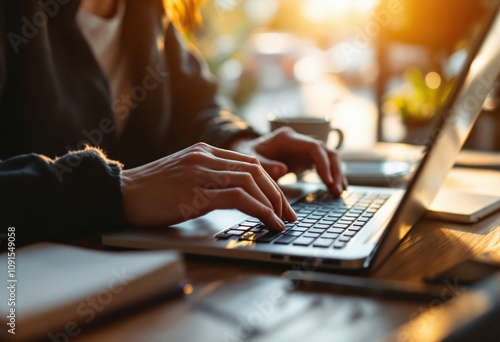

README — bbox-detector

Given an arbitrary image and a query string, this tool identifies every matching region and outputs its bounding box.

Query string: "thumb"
[259,156,288,180]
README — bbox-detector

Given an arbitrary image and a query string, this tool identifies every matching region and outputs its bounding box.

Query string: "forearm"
[0,148,124,246]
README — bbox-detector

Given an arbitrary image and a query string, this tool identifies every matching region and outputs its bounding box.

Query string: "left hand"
[230,127,348,196]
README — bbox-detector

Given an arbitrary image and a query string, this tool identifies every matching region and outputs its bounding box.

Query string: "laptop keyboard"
[215,190,391,249]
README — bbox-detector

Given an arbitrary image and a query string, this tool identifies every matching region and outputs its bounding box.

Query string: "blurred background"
[189,0,500,151]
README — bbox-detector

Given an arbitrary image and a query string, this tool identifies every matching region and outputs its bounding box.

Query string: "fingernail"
[337,183,343,194]
[273,214,285,230]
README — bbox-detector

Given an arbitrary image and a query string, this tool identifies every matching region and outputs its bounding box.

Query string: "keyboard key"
[353,205,369,210]
[313,238,333,248]
[226,230,245,236]
[285,231,303,237]
[312,223,330,229]
[333,241,347,249]
[239,232,256,241]
[308,215,323,220]
[321,233,340,239]
[338,219,354,224]
[305,205,320,209]
[309,228,326,234]
[240,222,261,228]
[352,221,366,227]
[274,235,297,245]
[343,230,357,237]
[331,223,349,229]
[297,222,314,228]
[291,226,308,232]
[328,213,343,217]
[338,236,351,242]
[293,237,316,246]
[304,232,321,238]
[344,213,360,218]
[255,231,281,243]
[327,228,345,234]
[315,209,331,215]
[302,219,318,224]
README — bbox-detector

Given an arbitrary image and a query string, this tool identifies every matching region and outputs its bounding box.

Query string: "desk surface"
[73,167,500,342]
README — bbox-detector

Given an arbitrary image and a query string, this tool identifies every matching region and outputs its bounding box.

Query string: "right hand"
[121,142,296,230]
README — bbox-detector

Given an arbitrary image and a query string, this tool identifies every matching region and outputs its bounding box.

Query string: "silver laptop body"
[103,5,500,271]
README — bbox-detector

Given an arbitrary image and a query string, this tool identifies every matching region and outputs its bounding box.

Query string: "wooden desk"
[73,168,500,342]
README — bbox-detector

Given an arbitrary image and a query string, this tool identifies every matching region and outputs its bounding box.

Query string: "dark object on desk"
[385,272,500,342]
[443,300,500,342]
[283,271,462,301]
[426,246,500,286]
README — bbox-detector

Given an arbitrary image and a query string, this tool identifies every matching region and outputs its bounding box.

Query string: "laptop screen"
[370,2,500,269]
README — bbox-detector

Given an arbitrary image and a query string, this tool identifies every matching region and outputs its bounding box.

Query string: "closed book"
[0,242,184,341]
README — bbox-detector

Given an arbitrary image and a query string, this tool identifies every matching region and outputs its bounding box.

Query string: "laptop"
[103,4,500,271]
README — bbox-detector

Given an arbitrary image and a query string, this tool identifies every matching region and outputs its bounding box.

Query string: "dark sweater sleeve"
[0,148,124,246]
[164,23,260,149]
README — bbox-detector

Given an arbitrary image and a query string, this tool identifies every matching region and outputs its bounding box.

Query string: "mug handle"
[328,128,344,150]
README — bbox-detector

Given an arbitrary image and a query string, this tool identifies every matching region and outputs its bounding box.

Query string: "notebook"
[0,243,185,341]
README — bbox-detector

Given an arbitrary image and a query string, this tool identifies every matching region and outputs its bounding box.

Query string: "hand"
[121,142,296,230]
[230,127,348,196]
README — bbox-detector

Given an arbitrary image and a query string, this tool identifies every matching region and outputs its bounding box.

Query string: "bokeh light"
[425,72,442,90]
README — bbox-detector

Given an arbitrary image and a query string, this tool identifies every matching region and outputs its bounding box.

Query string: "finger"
[198,142,261,164]
[273,133,335,191]
[327,150,345,196]
[206,170,274,211]
[256,155,288,180]
[205,156,296,222]
[197,143,295,218]
[202,188,286,231]
[204,144,293,218]
[306,141,335,188]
